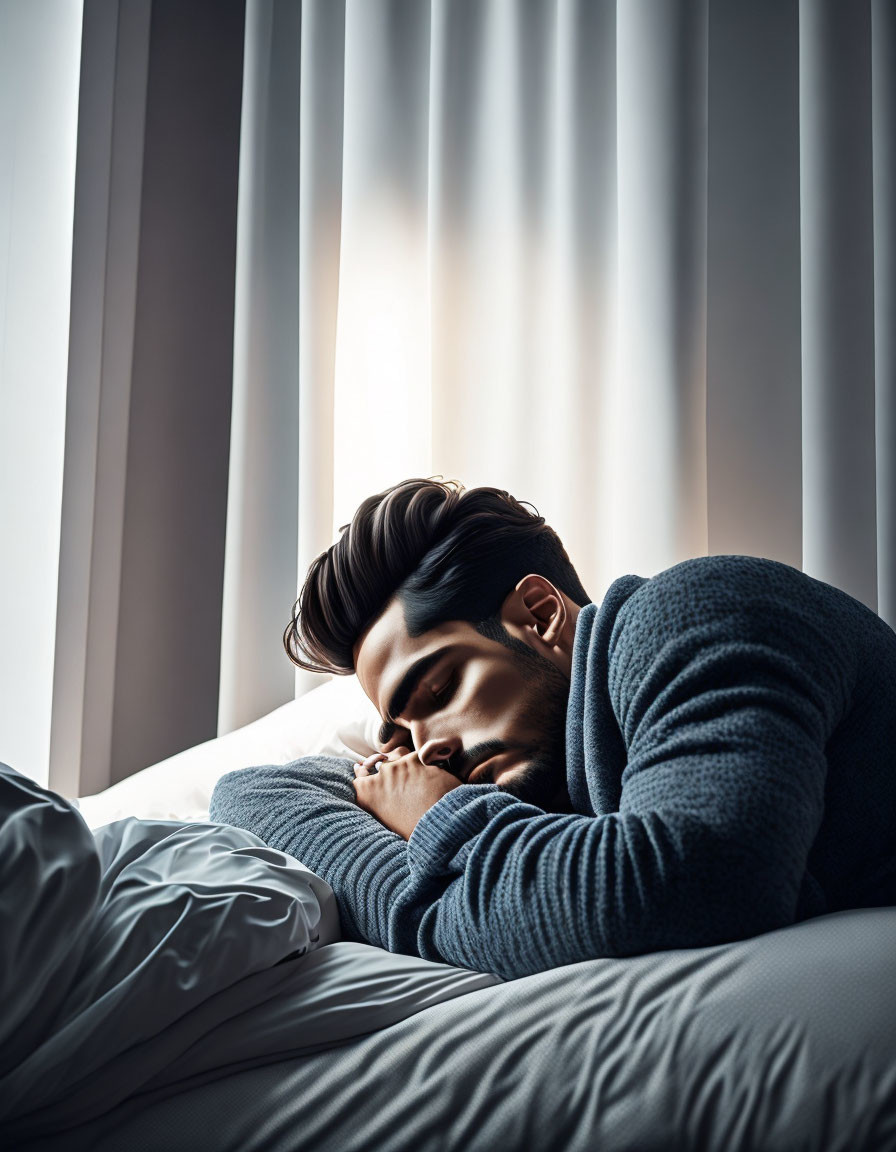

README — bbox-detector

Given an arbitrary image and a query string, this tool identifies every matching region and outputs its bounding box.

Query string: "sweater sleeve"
[405,560,854,979]
[209,757,436,953]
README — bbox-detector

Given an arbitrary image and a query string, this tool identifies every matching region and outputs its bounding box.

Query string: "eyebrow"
[378,646,451,746]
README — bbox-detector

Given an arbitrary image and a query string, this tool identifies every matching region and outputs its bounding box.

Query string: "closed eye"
[432,674,456,708]
[394,671,456,740]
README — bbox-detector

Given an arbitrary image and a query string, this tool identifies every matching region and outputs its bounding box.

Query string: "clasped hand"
[352,747,462,840]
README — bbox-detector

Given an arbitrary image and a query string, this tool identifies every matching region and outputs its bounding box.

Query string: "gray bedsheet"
[33,906,896,1152]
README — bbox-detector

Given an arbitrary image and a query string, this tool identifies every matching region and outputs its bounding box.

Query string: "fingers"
[353,752,388,778]
[352,747,413,776]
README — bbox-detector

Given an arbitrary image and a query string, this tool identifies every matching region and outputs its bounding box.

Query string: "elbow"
[691,856,801,947]
[630,816,802,951]
[209,767,255,826]
[715,833,808,941]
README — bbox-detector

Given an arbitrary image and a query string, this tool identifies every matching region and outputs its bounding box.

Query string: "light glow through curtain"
[219,0,895,734]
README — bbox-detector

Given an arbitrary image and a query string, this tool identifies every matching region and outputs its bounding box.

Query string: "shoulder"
[605,554,859,714]
[611,554,829,642]
[630,553,809,606]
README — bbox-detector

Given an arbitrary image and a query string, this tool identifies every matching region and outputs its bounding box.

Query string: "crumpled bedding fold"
[0,764,498,1143]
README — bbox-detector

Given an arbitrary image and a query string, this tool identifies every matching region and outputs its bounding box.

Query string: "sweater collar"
[565,575,646,815]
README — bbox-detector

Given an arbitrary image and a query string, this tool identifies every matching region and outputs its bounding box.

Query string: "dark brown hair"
[283,478,590,675]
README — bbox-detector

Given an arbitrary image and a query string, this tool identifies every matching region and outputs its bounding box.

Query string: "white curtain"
[0,0,84,787]
[221,0,893,733]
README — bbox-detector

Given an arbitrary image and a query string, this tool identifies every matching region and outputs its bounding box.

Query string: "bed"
[4,675,896,1151]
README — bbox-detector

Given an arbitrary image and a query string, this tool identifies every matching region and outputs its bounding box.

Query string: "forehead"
[353,598,462,708]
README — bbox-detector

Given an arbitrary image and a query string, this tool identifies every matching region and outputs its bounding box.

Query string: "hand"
[352,747,462,840]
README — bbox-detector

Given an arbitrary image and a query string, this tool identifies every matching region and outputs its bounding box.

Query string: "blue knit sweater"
[210,555,896,980]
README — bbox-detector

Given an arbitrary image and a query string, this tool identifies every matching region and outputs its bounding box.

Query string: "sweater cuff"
[408,784,521,878]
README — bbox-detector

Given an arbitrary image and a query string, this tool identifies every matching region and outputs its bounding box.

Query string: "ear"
[500,574,567,645]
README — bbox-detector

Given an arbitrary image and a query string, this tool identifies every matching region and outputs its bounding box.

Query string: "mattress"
[27,907,896,1152]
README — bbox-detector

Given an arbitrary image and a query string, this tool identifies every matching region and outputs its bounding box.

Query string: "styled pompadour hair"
[284,477,590,675]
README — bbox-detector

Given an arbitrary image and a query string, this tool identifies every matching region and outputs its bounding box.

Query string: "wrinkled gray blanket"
[0,765,498,1146]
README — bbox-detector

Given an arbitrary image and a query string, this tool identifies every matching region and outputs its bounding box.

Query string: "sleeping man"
[210,479,896,980]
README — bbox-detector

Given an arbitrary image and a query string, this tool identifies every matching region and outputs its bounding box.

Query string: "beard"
[473,616,572,812]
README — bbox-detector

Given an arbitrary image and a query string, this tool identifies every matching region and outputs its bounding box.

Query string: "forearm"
[407,777,817,981]
[209,757,419,950]
[408,787,664,978]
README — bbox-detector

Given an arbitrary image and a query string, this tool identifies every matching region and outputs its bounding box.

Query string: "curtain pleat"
[800,0,877,610]
[706,0,802,571]
[219,0,302,734]
[332,0,431,538]
[873,0,896,625]
[55,0,245,786]
[614,0,708,579]
[428,0,621,599]
[550,0,617,598]
[296,1,345,699]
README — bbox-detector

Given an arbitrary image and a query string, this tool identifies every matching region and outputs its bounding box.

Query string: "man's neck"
[547,783,574,814]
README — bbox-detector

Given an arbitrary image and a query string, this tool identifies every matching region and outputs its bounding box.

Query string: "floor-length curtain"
[49,0,245,796]
[220,0,894,734]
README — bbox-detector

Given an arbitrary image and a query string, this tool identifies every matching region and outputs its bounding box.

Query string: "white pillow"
[74,675,381,830]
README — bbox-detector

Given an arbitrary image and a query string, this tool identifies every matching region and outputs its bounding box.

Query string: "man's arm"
[402,564,852,979]
[209,757,445,953]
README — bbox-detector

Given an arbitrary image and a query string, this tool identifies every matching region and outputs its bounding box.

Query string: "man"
[210,478,896,980]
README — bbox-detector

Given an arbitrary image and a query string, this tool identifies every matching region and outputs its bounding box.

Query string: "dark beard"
[473,616,571,811]
[494,754,572,811]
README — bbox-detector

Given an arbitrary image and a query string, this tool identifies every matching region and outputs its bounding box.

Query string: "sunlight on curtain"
[800,0,877,611]
[330,0,624,604]
[612,0,708,579]
[332,190,432,531]
[327,0,710,603]
[332,2,432,531]
[0,0,83,785]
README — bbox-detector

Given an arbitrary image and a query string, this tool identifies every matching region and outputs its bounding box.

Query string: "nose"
[417,734,462,770]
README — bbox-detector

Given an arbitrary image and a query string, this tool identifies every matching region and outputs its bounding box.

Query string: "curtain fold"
[219,0,894,728]
[0,0,84,790]
[799,0,877,611]
[45,0,895,781]
[333,0,432,533]
[873,0,896,625]
[614,0,708,576]
[706,0,802,571]
[50,0,151,797]
[219,0,302,734]
[296,0,346,699]
[51,0,245,791]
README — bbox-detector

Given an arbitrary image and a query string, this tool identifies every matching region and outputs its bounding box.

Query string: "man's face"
[353,584,578,811]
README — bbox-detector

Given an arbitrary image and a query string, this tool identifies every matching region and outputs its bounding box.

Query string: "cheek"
[463,662,529,728]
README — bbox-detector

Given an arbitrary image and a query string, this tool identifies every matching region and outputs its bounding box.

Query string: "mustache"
[447,738,508,780]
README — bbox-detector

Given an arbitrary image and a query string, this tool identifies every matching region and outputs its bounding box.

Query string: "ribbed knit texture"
[210,555,896,979]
